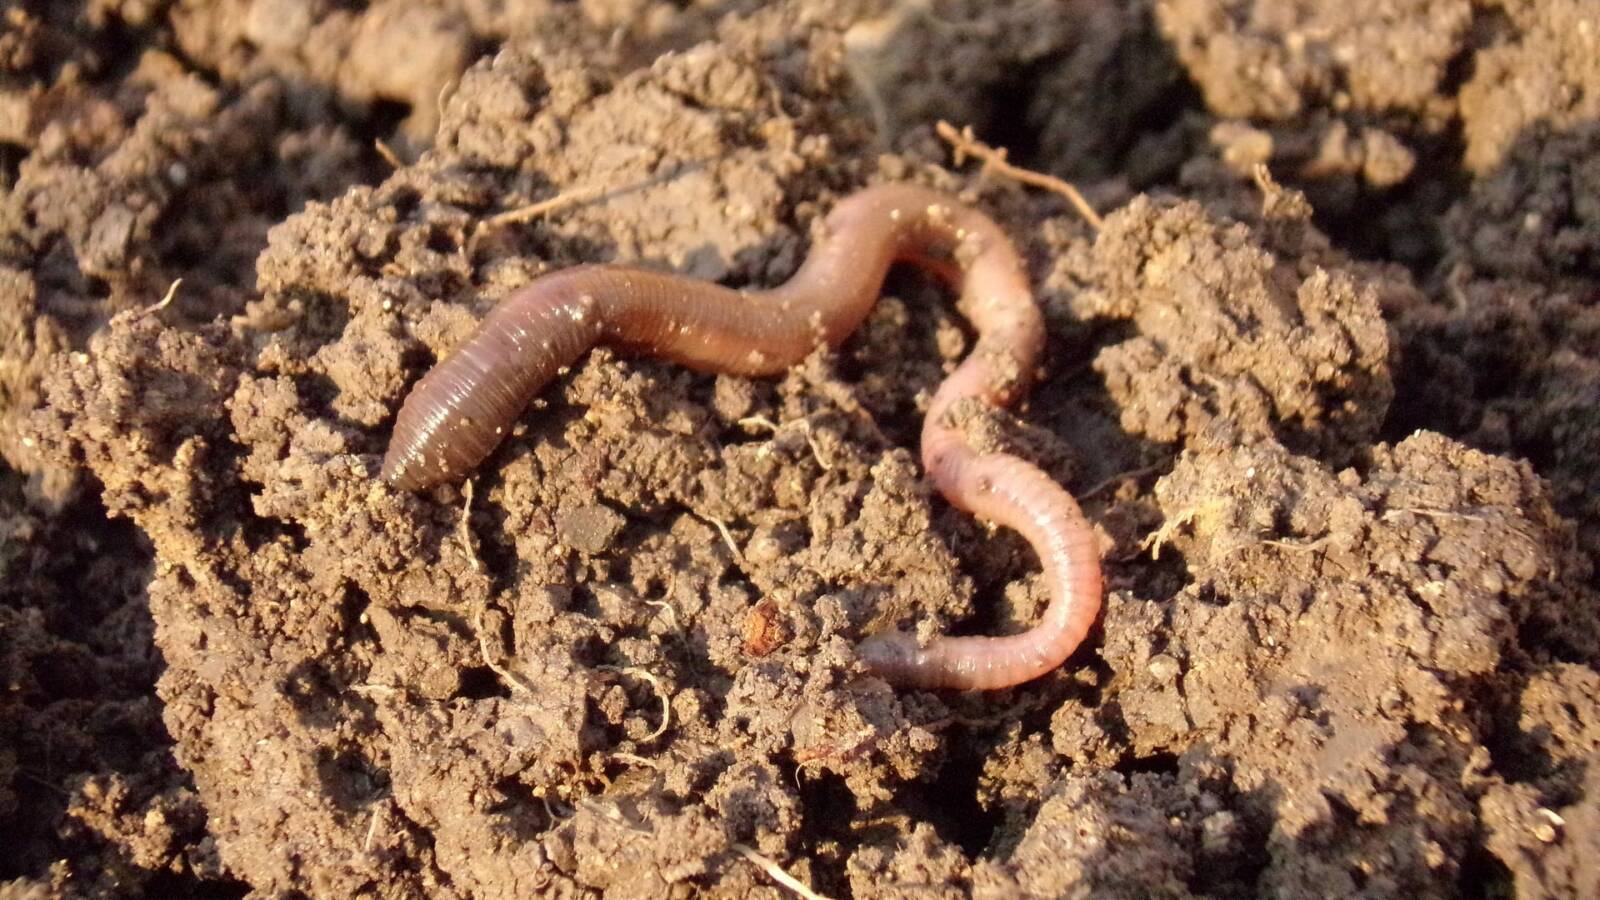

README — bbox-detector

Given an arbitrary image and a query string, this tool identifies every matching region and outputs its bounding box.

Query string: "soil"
[3,1,1598,897]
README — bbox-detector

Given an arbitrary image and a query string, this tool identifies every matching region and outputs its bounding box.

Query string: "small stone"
[1201,811,1238,854]
[1147,653,1181,682]
[1533,808,1564,843]
[556,503,626,554]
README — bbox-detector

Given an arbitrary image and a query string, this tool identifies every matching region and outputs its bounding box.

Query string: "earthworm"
[383,184,1102,690]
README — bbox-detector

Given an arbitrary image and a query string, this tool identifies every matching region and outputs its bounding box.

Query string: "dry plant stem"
[383,184,1102,691]
[142,278,182,315]
[480,181,611,229]
[595,665,672,742]
[935,120,1104,230]
[465,181,612,259]
[373,139,403,169]
[458,478,480,571]
[731,843,832,900]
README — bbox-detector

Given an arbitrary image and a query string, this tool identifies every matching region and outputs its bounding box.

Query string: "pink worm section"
[383,184,1101,690]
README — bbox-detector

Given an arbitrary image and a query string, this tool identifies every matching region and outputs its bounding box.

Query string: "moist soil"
[3,1,1599,897]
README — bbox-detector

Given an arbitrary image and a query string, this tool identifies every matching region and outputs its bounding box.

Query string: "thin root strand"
[936,120,1103,230]
[731,843,832,900]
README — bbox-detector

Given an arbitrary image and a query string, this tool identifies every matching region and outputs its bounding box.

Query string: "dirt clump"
[1150,0,1599,266]
[1456,0,1600,177]
[0,476,229,894]
[1153,0,1469,219]
[1061,186,1394,465]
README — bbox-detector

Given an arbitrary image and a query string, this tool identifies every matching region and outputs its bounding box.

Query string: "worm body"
[383,184,1101,690]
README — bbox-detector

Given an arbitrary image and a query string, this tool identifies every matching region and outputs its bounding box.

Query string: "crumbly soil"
[3,1,1599,897]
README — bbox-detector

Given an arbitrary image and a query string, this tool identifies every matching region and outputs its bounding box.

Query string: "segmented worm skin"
[383,184,1102,690]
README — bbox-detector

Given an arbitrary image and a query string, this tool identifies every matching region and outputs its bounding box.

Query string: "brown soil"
[3,1,1598,897]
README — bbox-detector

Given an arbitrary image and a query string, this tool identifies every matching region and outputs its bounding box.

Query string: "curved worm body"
[383,184,1101,690]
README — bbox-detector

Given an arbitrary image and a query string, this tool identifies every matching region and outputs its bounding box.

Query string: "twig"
[1445,263,1472,312]
[1383,506,1486,522]
[697,512,746,564]
[738,415,834,470]
[642,571,681,630]
[1250,162,1297,215]
[606,751,661,769]
[1260,536,1331,552]
[475,608,535,695]
[739,415,782,432]
[436,76,458,120]
[143,278,182,315]
[1079,458,1168,500]
[479,181,612,231]
[579,798,653,835]
[464,180,614,259]
[732,843,832,900]
[596,665,672,741]
[1142,506,1197,561]
[459,479,481,572]
[374,139,403,169]
[350,683,402,697]
[792,726,879,789]
[642,597,679,630]
[936,120,1103,230]
[1141,498,1230,560]
[363,799,387,853]
[17,770,69,796]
